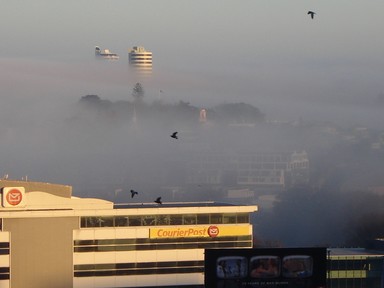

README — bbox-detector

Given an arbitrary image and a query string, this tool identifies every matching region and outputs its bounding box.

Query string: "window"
[223,214,237,224]
[170,215,183,225]
[157,215,170,225]
[128,216,141,226]
[197,214,210,224]
[80,212,251,228]
[83,217,102,227]
[115,217,129,227]
[142,216,156,226]
[183,214,197,225]
[211,214,223,224]
[237,214,249,223]
[0,243,9,256]
[99,217,114,227]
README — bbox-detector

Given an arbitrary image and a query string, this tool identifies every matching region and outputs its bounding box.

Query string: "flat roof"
[113,201,250,209]
[329,248,384,257]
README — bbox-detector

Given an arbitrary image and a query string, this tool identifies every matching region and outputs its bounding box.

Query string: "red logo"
[6,189,23,206]
[208,226,219,237]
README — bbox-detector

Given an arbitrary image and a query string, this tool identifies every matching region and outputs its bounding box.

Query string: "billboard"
[150,225,250,239]
[205,247,327,288]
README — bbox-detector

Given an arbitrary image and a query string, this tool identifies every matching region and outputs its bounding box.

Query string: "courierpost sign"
[150,225,250,239]
[2,187,26,208]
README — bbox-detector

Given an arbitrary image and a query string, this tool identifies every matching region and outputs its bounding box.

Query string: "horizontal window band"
[80,213,250,228]
[329,267,371,271]
[0,249,9,255]
[75,241,249,249]
[74,267,204,277]
[0,274,9,280]
[75,260,204,271]
[74,241,252,252]
[111,286,201,288]
[74,235,251,246]
[329,260,374,271]
[0,243,9,249]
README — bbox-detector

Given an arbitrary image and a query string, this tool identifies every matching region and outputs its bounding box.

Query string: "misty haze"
[1,0,384,248]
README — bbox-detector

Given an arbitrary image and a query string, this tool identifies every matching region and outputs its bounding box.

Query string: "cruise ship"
[95,46,119,60]
[0,179,257,288]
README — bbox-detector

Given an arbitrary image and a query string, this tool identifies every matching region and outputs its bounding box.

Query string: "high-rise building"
[185,151,309,190]
[128,46,152,74]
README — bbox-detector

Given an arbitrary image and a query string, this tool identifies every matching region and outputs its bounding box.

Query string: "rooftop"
[329,247,384,257]
[113,201,245,209]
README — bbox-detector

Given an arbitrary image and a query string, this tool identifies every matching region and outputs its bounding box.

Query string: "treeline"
[76,92,265,128]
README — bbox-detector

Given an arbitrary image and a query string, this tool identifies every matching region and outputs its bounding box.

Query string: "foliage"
[78,94,112,111]
[76,92,266,129]
[132,82,144,102]
[80,94,101,102]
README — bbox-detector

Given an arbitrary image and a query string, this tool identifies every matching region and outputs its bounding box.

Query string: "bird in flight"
[170,132,178,139]
[154,197,162,205]
[307,11,316,19]
[130,190,138,198]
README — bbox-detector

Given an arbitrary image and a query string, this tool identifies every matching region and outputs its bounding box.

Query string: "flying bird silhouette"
[154,197,162,204]
[170,132,178,139]
[130,190,138,198]
[307,11,316,19]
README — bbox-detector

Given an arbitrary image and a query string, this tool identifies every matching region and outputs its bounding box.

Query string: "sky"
[1,1,384,246]
[1,0,384,128]
[1,1,384,179]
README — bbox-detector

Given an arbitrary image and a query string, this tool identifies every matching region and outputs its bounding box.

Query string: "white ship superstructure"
[95,46,119,60]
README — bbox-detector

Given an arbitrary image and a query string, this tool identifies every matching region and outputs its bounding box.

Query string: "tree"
[78,94,112,110]
[80,94,101,102]
[132,83,144,102]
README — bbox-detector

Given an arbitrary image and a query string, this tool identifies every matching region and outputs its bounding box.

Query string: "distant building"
[288,151,310,186]
[128,46,152,73]
[204,246,384,288]
[185,151,309,192]
[95,46,119,60]
[328,245,384,288]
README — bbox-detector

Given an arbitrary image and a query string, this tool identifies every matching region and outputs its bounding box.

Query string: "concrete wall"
[4,217,78,288]
[0,180,72,198]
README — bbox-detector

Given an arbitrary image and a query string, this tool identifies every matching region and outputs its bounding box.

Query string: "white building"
[0,180,257,288]
[128,46,152,72]
[185,151,310,190]
[95,46,119,60]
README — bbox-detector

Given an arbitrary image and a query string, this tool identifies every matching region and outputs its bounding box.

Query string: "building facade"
[185,151,309,190]
[95,46,119,60]
[128,46,152,73]
[328,247,384,288]
[0,180,257,288]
